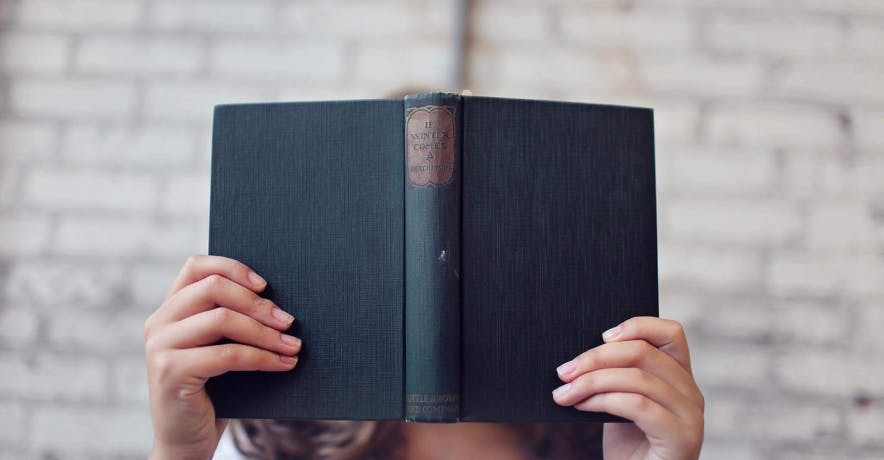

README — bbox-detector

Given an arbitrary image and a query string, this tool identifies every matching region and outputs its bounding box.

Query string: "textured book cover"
[207,93,658,423]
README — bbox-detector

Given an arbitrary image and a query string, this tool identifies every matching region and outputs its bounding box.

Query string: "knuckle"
[623,341,646,366]
[143,315,154,340]
[148,352,174,381]
[144,336,160,355]
[629,394,650,412]
[218,345,241,365]
[210,307,233,327]
[631,367,651,385]
[204,273,225,290]
[669,319,686,338]
[184,254,201,271]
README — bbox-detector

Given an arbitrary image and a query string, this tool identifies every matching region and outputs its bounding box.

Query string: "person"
[144,255,704,459]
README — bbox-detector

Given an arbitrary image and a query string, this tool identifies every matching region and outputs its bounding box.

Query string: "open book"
[206,93,658,423]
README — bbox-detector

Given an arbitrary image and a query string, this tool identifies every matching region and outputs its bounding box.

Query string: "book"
[206,92,658,423]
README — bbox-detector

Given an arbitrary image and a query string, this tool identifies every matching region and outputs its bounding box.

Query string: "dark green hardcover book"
[206,93,658,423]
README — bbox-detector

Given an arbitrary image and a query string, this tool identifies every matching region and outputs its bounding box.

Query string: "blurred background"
[0,0,882,458]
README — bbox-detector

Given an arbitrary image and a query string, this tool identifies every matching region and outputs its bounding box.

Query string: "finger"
[573,392,679,443]
[167,255,267,300]
[147,307,301,356]
[602,316,692,373]
[150,343,297,386]
[149,274,294,333]
[557,340,701,407]
[552,367,698,418]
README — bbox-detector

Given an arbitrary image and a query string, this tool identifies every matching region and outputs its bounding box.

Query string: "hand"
[144,255,301,460]
[552,317,704,460]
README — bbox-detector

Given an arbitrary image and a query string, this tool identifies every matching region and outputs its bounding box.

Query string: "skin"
[145,255,704,460]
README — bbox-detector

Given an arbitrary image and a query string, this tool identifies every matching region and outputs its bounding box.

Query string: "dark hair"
[231,419,603,460]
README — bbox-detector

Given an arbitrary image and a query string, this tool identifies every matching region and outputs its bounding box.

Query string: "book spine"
[403,92,462,422]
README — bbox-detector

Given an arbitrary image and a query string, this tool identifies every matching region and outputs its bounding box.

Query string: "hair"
[230,419,603,460]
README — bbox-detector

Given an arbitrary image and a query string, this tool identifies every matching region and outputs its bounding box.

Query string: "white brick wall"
[0,0,882,458]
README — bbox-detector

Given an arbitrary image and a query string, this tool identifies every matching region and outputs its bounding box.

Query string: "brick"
[4,261,128,309]
[0,32,69,73]
[0,168,19,208]
[658,290,706,329]
[31,406,152,455]
[851,156,884,196]
[778,452,883,460]
[9,79,136,118]
[560,7,691,50]
[282,1,444,39]
[695,300,772,342]
[779,0,884,16]
[16,0,142,28]
[849,403,884,445]
[658,243,763,291]
[806,201,878,252]
[0,352,106,401]
[772,301,850,346]
[0,306,40,346]
[665,146,776,195]
[856,303,884,352]
[0,120,57,163]
[495,47,634,93]
[852,108,884,151]
[705,13,842,58]
[706,104,842,149]
[0,402,27,448]
[706,397,841,442]
[697,441,761,460]
[143,81,266,122]
[639,54,764,97]
[651,101,699,144]
[771,252,884,298]
[771,63,884,105]
[846,19,884,60]
[112,358,149,404]
[130,262,182,309]
[21,169,156,212]
[0,215,51,256]
[75,36,202,75]
[208,39,344,82]
[775,349,884,396]
[160,172,209,217]
[692,344,770,388]
[353,42,451,88]
[54,216,202,259]
[474,2,551,44]
[667,199,802,246]
[150,0,273,31]
[780,151,830,199]
[47,310,145,353]
[62,123,195,167]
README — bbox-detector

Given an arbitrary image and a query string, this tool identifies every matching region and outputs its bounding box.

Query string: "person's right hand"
[144,255,300,460]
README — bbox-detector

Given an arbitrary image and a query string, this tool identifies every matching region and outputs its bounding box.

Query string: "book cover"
[206,93,658,423]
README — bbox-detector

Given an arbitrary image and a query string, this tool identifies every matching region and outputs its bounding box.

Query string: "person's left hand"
[552,316,704,460]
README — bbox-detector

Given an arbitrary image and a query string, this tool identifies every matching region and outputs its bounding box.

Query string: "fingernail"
[272,307,294,325]
[280,355,298,365]
[280,334,301,348]
[602,325,622,341]
[249,271,267,289]
[557,360,576,377]
[552,383,571,398]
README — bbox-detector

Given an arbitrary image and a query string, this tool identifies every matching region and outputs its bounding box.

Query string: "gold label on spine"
[405,105,456,188]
